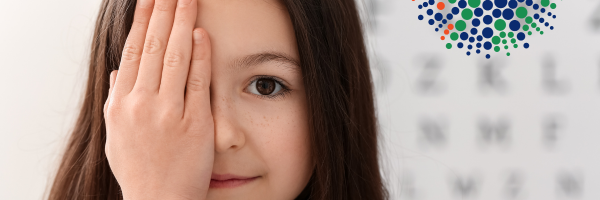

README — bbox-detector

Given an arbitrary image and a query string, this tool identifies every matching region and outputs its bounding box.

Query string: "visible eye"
[245,76,291,100]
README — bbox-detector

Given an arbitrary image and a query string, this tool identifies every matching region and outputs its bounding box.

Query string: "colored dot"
[508,0,518,8]
[469,37,475,43]
[460,32,469,40]
[449,24,455,30]
[495,0,507,8]
[513,44,518,48]
[452,7,460,15]
[553,15,556,19]
[444,29,450,35]
[482,0,494,10]
[539,18,545,23]
[471,28,479,35]
[541,8,546,13]
[472,18,481,27]
[418,15,424,20]
[550,3,557,9]
[534,14,539,19]
[451,32,459,40]
[429,0,435,5]
[516,7,528,19]
[541,0,549,7]
[456,20,467,31]
[477,43,482,48]
[550,26,554,30]
[504,45,509,50]
[528,31,532,35]
[458,42,464,48]
[441,36,446,40]
[429,19,435,25]
[525,16,533,24]
[533,4,539,10]
[492,36,501,44]
[486,54,491,59]
[446,43,452,49]
[524,43,530,49]
[483,15,494,24]
[545,22,549,27]
[484,41,492,50]
[502,39,507,44]
[419,5,423,9]
[477,35,483,41]
[482,27,494,38]
[508,32,514,38]
[494,46,501,52]
[511,38,516,43]
[423,2,429,7]
[439,24,443,28]
[468,44,473,49]
[435,13,444,21]
[503,8,514,20]
[495,19,506,31]
[548,12,552,17]
[443,19,448,24]
[507,52,510,56]
[476,49,481,54]
[468,0,481,8]
[540,31,544,35]
[435,28,439,32]
[474,8,484,17]
[462,8,474,20]
[493,9,502,18]
[449,0,457,3]
[458,0,468,8]
[509,20,521,31]
[447,13,454,20]
[467,51,471,56]
[427,9,434,16]
[437,2,446,10]
[500,32,506,38]
[536,27,540,31]
[526,0,533,6]
[532,23,537,28]
[523,25,529,31]
[517,32,525,40]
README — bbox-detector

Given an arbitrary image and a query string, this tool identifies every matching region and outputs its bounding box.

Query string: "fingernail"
[193,30,204,44]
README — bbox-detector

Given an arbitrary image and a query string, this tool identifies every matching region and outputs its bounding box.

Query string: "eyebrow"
[228,51,300,73]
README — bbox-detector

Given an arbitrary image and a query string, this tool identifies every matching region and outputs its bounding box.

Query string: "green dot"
[468,0,481,8]
[504,45,509,50]
[500,32,506,38]
[550,3,557,9]
[495,19,506,31]
[446,43,452,49]
[523,25,530,31]
[508,32,514,38]
[513,44,518,48]
[525,16,533,24]
[541,31,544,35]
[462,8,474,20]
[528,31,532,35]
[492,36,501,45]
[536,27,541,31]
[455,20,467,31]
[502,39,507,44]
[449,0,457,3]
[541,0,550,7]
[516,7,528,19]
[450,32,459,41]
[511,38,516,44]
[532,23,537,28]
[507,52,511,56]
[494,46,501,52]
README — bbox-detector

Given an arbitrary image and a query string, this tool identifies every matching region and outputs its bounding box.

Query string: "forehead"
[195,0,298,65]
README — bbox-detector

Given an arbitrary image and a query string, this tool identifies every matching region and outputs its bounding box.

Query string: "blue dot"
[539,18,545,23]
[429,0,435,5]
[476,43,482,48]
[484,41,493,50]
[524,43,530,49]
[452,7,460,15]
[439,24,443,28]
[458,42,464,48]
[517,0,524,2]
[418,5,423,9]
[468,45,473,49]
[477,49,481,54]
[503,9,514,20]
[429,19,435,25]
[534,14,539,19]
[482,27,494,38]
[525,0,533,6]
[460,32,469,40]
[474,8,484,17]
[447,13,454,20]
[435,28,439,32]
[553,15,556,19]
[509,20,521,31]
[423,2,429,7]
[533,4,539,10]
[517,32,525,40]
[477,35,483,41]
[435,13,443,21]
[427,9,434,16]
[418,15,424,20]
[459,0,467,8]
[472,18,481,27]
[483,0,494,10]
[545,22,549,27]
[508,0,518,9]
[486,54,491,59]
[443,19,448,24]
[467,51,471,56]
[548,12,552,16]
[495,0,507,8]
[493,9,502,18]
[541,8,546,13]
[469,37,475,43]
[483,15,493,24]
[471,28,479,35]
[550,26,554,30]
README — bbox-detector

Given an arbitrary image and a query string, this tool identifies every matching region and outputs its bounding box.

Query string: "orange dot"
[448,24,454,30]
[437,2,445,10]
[444,29,449,35]
[441,36,445,40]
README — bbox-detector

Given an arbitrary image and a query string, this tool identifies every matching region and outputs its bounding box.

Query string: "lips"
[209,174,259,188]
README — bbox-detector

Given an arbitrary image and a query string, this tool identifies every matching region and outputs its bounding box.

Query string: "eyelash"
[245,75,292,100]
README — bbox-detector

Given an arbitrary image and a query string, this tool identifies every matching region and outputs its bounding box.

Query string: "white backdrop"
[0,0,598,199]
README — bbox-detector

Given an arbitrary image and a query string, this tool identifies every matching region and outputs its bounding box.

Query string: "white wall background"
[0,0,598,199]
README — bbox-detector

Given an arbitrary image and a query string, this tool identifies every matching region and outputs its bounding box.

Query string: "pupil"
[256,78,275,95]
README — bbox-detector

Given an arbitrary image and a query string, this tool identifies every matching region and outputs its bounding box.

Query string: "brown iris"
[256,78,276,95]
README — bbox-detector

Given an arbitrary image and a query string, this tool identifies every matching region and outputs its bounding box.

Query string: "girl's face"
[195,0,312,199]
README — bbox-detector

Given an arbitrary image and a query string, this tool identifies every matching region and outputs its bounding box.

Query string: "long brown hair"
[47,0,387,199]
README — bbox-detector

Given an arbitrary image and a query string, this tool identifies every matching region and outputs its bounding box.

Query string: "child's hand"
[103,0,213,199]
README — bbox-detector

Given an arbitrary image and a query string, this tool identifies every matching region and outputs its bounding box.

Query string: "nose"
[211,95,246,153]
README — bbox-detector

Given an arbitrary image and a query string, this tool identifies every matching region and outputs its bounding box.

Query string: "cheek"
[241,95,312,197]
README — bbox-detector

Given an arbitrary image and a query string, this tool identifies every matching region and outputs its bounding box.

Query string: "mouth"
[209,173,260,188]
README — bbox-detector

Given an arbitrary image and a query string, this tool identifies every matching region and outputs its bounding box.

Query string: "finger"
[105,70,119,115]
[184,28,212,119]
[112,0,154,98]
[134,0,178,93]
[158,0,197,101]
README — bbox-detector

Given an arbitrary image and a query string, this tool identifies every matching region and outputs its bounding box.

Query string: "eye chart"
[362,0,600,199]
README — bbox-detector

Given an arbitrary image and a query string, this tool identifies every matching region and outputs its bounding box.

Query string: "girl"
[48,0,387,199]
